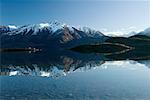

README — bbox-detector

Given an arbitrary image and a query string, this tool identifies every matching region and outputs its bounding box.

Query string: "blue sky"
[1,0,150,35]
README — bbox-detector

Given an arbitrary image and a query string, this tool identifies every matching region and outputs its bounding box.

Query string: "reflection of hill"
[1,49,107,65]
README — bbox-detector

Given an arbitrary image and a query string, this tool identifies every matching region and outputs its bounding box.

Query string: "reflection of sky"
[100,60,150,70]
[1,0,150,35]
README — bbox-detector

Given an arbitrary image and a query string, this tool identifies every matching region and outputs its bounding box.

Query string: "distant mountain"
[138,27,150,36]
[1,21,107,49]
[129,27,150,41]
[130,27,150,37]
[1,21,105,40]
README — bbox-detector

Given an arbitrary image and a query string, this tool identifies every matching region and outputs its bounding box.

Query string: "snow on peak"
[37,21,68,32]
[48,20,66,32]
[8,25,17,29]
[39,23,50,28]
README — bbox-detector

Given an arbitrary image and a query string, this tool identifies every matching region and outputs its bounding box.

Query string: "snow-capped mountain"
[2,21,104,38]
[5,21,66,35]
[1,21,107,48]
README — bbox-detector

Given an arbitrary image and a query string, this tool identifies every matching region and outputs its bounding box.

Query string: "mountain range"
[0,21,108,49]
[0,21,150,57]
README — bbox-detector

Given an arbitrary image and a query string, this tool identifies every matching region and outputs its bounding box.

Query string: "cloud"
[128,26,137,30]
[100,28,108,32]
[103,31,125,37]
[100,26,144,37]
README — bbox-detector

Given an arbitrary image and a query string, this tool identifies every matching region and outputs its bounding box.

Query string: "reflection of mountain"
[1,57,149,78]
[1,45,149,78]
[0,55,105,78]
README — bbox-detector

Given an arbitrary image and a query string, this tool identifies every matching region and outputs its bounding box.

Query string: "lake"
[0,52,150,100]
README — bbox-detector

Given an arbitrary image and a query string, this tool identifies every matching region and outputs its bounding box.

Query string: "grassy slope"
[71,35,150,60]
[129,35,150,41]
[70,43,131,54]
[105,36,150,60]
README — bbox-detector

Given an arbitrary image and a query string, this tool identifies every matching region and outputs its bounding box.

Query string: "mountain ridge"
[0,21,106,49]
[0,21,149,50]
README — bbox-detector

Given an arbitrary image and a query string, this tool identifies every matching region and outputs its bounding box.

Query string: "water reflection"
[0,60,150,99]
[1,59,149,78]
[0,52,150,99]
[1,55,105,78]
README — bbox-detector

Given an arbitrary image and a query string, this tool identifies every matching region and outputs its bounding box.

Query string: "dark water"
[0,52,150,100]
